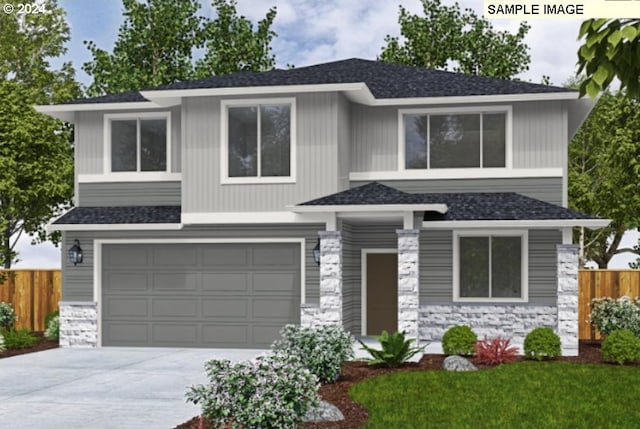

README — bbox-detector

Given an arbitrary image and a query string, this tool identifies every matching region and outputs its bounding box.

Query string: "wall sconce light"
[313,238,321,266]
[68,239,83,266]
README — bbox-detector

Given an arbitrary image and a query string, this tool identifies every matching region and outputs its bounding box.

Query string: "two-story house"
[38,59,608,355]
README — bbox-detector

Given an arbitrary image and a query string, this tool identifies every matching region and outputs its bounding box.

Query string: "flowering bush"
[474,336,519,365]
[0,302,16,330]
[45,315,60,340]
[442,325,477,356]
[601,329,640,365]
[271,324,354,383]
[524,327,561,360]
[589,296,640,337]
[186,352,319,429]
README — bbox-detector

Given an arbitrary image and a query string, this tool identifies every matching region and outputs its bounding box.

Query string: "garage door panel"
[152,298,198,318]
[152,324,198,344]
[253,247,296,267]
[108,247,149,267]
[202,247,249,266]
[152,246,198,266]
[202,299,248,318]
[104,298,148,318]
[202,273,249,292]
[252,325,285,347]
[105,273,148,291]
[252,272,297,292]
[151,273,198,291]
[105,323,149,345]
[203,325,249,345]
[252,298,299,320]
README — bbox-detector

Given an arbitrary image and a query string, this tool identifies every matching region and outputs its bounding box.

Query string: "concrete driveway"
[0,347,266,429]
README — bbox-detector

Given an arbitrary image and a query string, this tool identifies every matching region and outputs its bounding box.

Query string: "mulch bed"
[0,332,59,359]
[176,341,607,429]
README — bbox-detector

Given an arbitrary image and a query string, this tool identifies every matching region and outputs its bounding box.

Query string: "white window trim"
[452,229,528,303]
[103,111,172,176]
[220,98,297,184]
[360,248,398,336]
[398,105,513,173]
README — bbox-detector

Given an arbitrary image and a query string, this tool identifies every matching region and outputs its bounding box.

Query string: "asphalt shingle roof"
[53,206,181,224]
[63,58,574,105]
[299,182,597,221]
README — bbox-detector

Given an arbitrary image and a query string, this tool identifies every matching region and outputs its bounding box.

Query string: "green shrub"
[442,325,477,356]
[0,302,16,330]
[589,296,640,337]
[45,315,60,341]
[524,327,562,360]
[601,329,640,365]
[3,328,38,349]
[186,352,319,429]
[271,324,354,384]
[44,310,59,330]
[358,330,424,367]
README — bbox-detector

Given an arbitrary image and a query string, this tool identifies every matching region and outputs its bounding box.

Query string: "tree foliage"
[379,0,531,79]
[569,92,640,268]
[0,0,80,268]
[577,19,640,99]
[83,0,278,96]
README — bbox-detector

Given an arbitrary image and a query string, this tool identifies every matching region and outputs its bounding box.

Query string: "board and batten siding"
[182,92,343,213]
[352,177,563,206]
[349,101,567,172]
[77,181,181,206]
[75,107,182,175]
[419,229,560,305]
[337,94,351,191]
[61,225,323,303]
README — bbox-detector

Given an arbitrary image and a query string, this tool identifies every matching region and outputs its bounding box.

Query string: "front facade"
[40,59,607,355]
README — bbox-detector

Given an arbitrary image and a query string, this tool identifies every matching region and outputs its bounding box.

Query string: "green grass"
[349,362,640,429]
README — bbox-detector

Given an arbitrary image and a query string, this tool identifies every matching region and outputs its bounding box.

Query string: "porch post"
[557,244,579,356]
[319,230,342,325]
[397,229,419,339]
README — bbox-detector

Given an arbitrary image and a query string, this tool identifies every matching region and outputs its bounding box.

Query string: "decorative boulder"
[443,355,478,372]
[303,400,344,422]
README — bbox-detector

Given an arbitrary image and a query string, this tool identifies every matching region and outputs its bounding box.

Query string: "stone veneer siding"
[397,229,419,339]
[557,244,579,356]
[59,301,98,348]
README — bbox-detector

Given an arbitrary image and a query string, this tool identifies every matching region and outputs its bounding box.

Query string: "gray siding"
[341,223,357,334]
[76,107,182,175]
[349,101,567,172]
[77,181,181,206]
[529,229,561,304]
[61,224,323,302]
[182,92,341,213]
[337,94,351,190]
[352,177,563,205]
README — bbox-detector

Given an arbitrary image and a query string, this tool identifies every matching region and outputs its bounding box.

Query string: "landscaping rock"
[443,355,477,371]
[303,400,344,422]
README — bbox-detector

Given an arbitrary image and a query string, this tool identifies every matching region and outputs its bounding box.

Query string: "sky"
[13,0,639,269]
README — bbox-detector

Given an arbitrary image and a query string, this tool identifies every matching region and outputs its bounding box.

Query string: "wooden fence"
[0,270,61,331]
[579,270,640,340]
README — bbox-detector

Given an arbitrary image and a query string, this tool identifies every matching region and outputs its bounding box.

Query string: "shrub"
[271,324,354,383]
[474,336,519,365]
[44,310,59,330]
[359,330,424,367]
[45,315,60,341]
[3,328,38,349]
[0,302,16,330]
[442,325,477,356]
[0,333,5,353]
[524,327,562,360]
[589,296,640,337]
[186,352,319,429]
[601,329,640,365]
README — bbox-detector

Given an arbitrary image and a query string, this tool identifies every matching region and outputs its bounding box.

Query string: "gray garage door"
[102,243,301,348]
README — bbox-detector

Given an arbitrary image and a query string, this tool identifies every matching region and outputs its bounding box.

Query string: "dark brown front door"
[366,253,398,335]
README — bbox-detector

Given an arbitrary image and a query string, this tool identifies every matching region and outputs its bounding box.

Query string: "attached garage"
[101,242,301,348]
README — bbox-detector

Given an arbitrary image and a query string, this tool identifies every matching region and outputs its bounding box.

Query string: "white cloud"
[13,236,60,269]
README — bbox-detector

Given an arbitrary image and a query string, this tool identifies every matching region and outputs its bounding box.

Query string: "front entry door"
[366,253,398,335]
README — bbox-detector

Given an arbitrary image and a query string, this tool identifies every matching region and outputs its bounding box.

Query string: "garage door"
[102,243,301,348]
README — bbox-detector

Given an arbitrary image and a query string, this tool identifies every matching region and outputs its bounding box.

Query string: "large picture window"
[454,231,527,301]
[109,115,168,173]
[222,99,295,183]
[404,111,507,170]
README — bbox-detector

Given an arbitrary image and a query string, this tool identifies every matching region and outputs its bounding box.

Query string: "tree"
[0,0,80,268]
[577,19,640,99]
[379,0,531,79]
[569,92,640,268]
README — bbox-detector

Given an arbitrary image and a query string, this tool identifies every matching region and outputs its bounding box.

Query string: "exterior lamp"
[68,239,83,266]
[313,238,321,266]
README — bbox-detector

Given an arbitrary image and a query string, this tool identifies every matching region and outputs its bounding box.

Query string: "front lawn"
[350,362,640,429]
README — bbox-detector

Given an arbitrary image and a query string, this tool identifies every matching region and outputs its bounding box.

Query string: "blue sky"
[15,0,638,268]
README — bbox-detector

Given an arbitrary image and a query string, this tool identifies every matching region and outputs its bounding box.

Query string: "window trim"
[103,112,172,177]
[452,229,528,303]
[398,105,513,173]
[220,97,297,185]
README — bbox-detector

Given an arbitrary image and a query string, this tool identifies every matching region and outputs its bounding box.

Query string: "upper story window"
[106,112,171,173]
[401,107,511,170]
[221,98,296,184]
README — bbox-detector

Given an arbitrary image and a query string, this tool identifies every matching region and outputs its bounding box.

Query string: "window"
[454,231,528,301]
[222,98,295,183]
[403,109,507,170]
[108,114,169,173]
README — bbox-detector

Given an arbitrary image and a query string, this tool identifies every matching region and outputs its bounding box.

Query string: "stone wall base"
[59,301,98,348]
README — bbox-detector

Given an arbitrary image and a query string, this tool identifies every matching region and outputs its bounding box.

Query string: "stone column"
[59,301,98,348]
[319,231,342,325]
[397,229,419,339]
[557,244,579,356]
